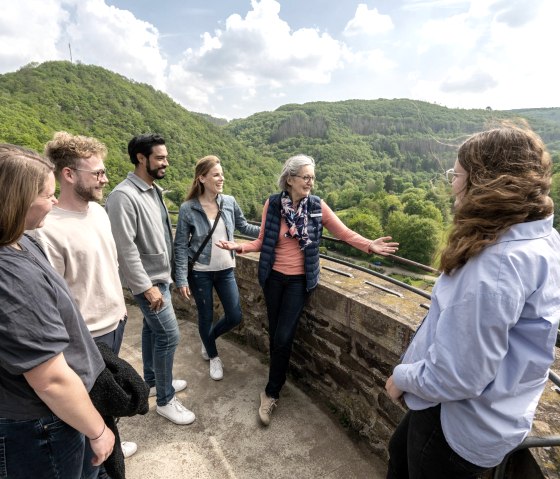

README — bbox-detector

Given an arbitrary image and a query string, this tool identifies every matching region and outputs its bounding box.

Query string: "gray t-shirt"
[0,235,104,420]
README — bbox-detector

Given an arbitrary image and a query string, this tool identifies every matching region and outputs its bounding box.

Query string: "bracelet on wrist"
[90,423,106,441]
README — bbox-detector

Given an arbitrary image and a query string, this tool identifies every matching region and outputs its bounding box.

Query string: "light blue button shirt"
[393,216,560,467]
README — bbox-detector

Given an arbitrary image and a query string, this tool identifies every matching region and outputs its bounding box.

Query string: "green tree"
[550,172,560,229]
[386,211,443,266]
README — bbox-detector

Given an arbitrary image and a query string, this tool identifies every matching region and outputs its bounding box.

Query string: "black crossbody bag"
[188,198,224,273]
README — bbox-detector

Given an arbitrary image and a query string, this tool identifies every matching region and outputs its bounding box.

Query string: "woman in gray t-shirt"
[0,145,114,478]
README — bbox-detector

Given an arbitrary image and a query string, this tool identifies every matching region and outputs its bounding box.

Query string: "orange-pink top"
[240,199,372,275]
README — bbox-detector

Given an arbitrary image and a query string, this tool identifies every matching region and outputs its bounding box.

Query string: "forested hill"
[2,61,559,265]
[0,61,279,217]
[225,100,560,198]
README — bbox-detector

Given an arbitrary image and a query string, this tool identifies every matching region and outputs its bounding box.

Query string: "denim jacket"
[174,194,260,287]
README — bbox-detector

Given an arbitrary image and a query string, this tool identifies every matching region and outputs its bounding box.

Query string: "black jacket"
[89,342,150,479]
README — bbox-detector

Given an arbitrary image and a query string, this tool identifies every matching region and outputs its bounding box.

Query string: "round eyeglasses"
[445,168,466,184]
[292,174,315,184]
[69,167,107,181]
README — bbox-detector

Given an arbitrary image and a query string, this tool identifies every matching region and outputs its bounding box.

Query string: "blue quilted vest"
[257,193,323,292]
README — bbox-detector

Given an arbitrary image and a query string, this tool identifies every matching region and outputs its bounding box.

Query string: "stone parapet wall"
[171,253,560,476]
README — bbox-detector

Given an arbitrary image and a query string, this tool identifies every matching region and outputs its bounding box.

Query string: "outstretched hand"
[369,236,399,256]
[216,240,241,252]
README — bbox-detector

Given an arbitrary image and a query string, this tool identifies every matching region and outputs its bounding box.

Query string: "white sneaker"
[201,343,210,361]
[148,378,188,398]
[121,441,138,458]
[156,396,196,425]
[209,357,223,381]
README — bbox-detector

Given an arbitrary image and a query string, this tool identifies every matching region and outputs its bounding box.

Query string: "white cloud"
[343,4,394,37]
[0,0,68,72]
[66,0,168,90]
[347,49,397,73]
[0,0,168,90]
[167,0,346,117]
[440,69,497,93]
[490,0,541,27]
[1,0,558,119]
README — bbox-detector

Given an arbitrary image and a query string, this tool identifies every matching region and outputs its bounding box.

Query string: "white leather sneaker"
[121,441,138,458]
[156,396,195,425]
[148,378,187,398]
[209,357,223,381]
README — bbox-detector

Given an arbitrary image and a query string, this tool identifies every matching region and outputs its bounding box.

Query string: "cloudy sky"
[1,0,557,120]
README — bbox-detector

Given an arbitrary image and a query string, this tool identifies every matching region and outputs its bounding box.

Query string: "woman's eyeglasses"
[292,174,315,184]
[445,168,465,184]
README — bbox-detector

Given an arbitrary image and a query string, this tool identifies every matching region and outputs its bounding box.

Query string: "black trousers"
[386,405,489,479]
[262,271,308,399]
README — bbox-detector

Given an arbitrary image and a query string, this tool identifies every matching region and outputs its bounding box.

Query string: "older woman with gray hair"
[218,154,398,426]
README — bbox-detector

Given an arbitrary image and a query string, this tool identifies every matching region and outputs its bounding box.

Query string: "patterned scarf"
[280,190,312,250]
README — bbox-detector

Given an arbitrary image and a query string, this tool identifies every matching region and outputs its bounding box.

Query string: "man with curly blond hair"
[32,131,138,475]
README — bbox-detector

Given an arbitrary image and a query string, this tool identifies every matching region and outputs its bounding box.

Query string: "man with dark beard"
[105,134,194,426]
[32,131,138,476]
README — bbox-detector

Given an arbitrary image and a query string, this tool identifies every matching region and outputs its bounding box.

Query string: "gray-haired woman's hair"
[278,154,315,190]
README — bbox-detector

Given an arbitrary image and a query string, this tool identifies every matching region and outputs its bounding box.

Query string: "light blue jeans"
[134,283,180,407]
[188,268,242,359]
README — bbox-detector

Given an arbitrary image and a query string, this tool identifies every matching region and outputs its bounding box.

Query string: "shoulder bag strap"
[190,198,224,265]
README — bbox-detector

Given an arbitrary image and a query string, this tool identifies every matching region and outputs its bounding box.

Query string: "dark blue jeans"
[386,405,488,479]
[134,283,180,407]
[0,414,85,479]
[94,316,127,356]
[263,271,308,399]
[188,268,242,359]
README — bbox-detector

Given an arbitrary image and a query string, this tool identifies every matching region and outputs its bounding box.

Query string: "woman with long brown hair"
[385,124,560,478]
[174,155,259,381]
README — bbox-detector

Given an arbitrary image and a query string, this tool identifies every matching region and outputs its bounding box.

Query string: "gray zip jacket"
[105,172,174,295]
[174,194,259,288]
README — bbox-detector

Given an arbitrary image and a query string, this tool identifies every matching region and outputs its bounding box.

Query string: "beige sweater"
[33,202,127,337]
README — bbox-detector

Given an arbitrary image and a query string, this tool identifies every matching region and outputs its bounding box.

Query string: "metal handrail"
[239,232,435,300]
[493,434,560,479]
[320,234,439,274]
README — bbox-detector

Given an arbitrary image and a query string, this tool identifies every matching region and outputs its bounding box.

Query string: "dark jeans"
[188,268,242,359]
[387,405,489,479]
[263,270,308,399]
[0,414,85,479]
[94,316,127,355]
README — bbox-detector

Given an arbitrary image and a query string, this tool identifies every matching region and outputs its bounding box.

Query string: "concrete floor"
[117,302,386,479]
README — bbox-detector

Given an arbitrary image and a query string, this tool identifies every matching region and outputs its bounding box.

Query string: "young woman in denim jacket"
[174,155,259,381]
